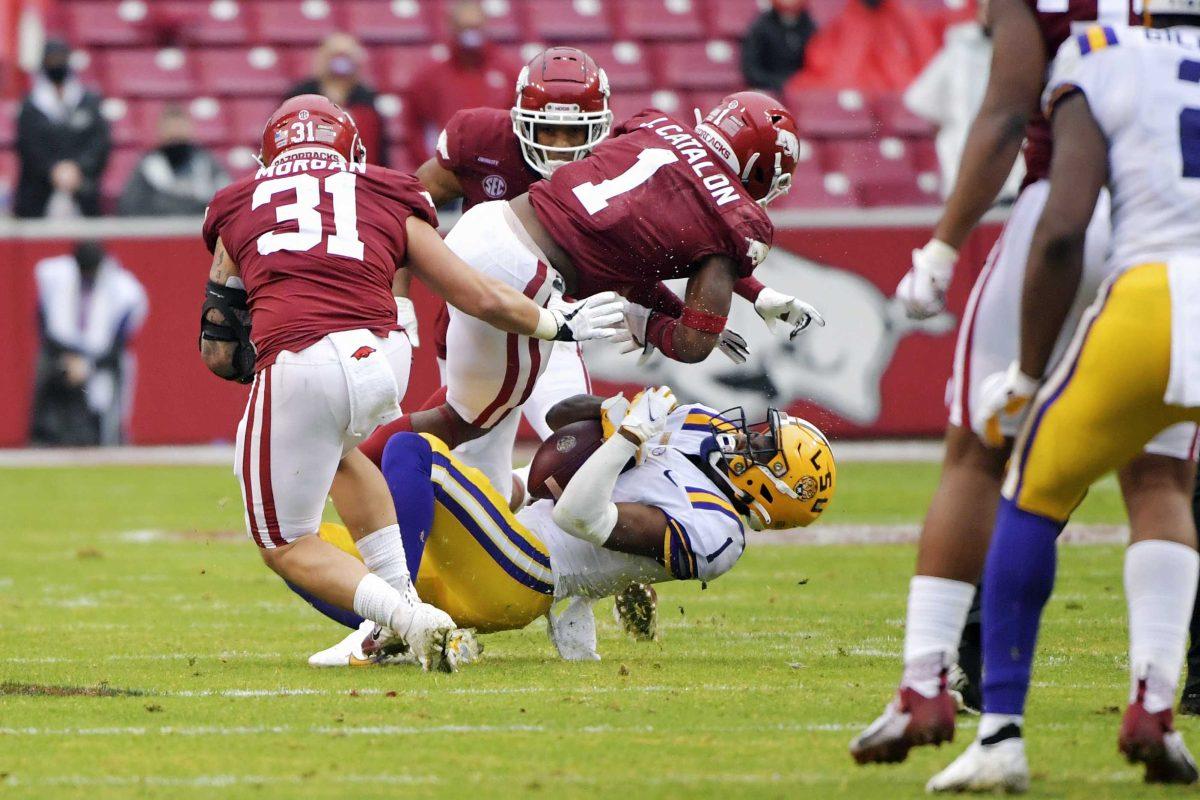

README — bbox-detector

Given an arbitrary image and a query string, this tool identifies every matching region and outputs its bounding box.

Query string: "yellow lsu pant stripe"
[1007,263,1200,520]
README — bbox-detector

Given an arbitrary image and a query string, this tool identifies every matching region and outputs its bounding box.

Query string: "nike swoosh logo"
[348,655,374,667]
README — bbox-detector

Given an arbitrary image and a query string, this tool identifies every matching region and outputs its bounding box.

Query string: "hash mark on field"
[0,682,145,698]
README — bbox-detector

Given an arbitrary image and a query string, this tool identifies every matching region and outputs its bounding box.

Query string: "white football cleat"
[547,596,600,661]
[307,620,419,668]
[926,738,1030,794]
[399,602,480,673]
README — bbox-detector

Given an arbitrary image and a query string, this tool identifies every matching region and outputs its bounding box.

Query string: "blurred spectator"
[741,0,818,95]
[405,0,517,166]
[118,104,229,216]
[903,1,1022,199]
[788,0,939,92]
[15,39,110,219]
[30,241,148,447]
[286,33,387,167]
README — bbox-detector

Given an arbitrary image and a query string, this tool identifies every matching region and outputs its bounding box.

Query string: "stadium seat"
[378,45,442,94]
[66,1,152,47]
[0,99,17,149]
[216,145,262,180]
[609,89,682,124]
[136,97,232,147]
[822,138,917,185]
[908,137,940,175]
[707,0,765,39]
[101,48,197,98]
[99,98,145,148]
[473,0,526,43]
[227,97,283,146]
[525,0,614,42]
[344,0,435,44]
[101,147,144,206]
[775,171,861,209]
[684,89,733,117]
[654,41,742,92]
[386,144,420,174]
[250,1,341,45]
[195,47,295,97]
[566,41,653,92]
[874,92,936,137]
[615,0,707,40]
[154,1,254,46]
[788,88,877,138]
[856,174,941,207]
[375,92,410,144]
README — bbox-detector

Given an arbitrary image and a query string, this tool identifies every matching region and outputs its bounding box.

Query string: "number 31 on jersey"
[252,172,365,260]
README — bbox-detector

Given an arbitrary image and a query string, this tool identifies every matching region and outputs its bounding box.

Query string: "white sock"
[1125,539,1199,713]
[979,713,1023,741]
[352,573,407,630]
[356,524,418,601]
[902,576,976,696]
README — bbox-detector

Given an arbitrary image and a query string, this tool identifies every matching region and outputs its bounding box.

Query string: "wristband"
[645,312,680,360]
[533,306,560,340]
[734,275,766,303]
[680,306,727,334]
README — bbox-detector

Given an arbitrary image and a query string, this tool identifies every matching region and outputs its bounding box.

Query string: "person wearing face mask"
[14,39,110,218]
[741,0,819,94]
[404,0,519,166]
[29,240,148,446]
[785,0,940,92]
[117,105,228,217]
[285,33,386,168]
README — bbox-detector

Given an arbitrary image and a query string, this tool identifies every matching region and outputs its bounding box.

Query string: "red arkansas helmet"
[694,91,799,206]
[511,47,613,178]
[258,94,366,168]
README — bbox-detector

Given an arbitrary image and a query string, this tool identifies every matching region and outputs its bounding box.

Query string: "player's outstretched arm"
[644,256,737,363]
[404,217,623,342]
[896,0,1043,319]
[414,157,465,209]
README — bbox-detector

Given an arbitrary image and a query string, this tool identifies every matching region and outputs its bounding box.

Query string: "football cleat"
[850,686,958,764]
[399,602,480,674]
[547,596,600,661]
[307,620,418,668]
[613,582,658,641]
[926,737,1030,794]
[1119,696,1199,784]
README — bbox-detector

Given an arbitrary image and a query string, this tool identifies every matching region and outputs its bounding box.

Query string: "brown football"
[527,419,606,501]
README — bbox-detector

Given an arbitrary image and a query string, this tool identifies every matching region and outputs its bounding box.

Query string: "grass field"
[0,461,1186,799]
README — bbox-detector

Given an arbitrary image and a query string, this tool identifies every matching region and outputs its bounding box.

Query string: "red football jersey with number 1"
[528,109,773,300]
[202,156,437,371]
[436,106,540,208]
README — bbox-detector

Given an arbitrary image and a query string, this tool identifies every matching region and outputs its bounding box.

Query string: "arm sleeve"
[201,189,230,254]
[435,110,468,173]
[734,275,765,303]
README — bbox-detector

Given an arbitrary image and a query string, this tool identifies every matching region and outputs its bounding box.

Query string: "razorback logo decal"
[351,346,376,361]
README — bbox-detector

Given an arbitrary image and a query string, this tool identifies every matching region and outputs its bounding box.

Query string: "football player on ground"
[926,17,1200,791]
[359,90,824,516]
[299,387,836,666]
[198,95,622,672]
[851,0,1200,762]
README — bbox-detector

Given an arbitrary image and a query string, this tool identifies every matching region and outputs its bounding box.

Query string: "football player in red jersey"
[198,95,623,672]
[359,90,823,509]
[410,47,614,451]
[850,0,1200,769]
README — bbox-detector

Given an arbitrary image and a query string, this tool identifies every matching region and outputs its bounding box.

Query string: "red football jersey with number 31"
[202,156,437,371]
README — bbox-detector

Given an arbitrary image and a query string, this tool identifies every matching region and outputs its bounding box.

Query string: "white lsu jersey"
[518,404,748,600]
[1045,25,1200,270]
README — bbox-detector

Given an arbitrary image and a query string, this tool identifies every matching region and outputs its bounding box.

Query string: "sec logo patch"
[482,174,508,199]
[556,435,577,453]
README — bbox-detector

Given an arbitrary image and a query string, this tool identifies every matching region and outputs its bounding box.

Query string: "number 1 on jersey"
[572,148,679,214]
[253,173,365,260]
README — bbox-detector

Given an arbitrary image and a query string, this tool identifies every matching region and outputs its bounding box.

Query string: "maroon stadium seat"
[66,1,152,47]
[822,138,917,186]
[344,0,435,44]
[707,0,765,39]
[525,0,614,42]
[608,89,683,124]
[788,88,876,138]
[684,89,734,117]
[215,145,262,180]
[99,98,146,148]
[195,47,295,97]
[101,48,197,98]
[227,97,283,147]
[615,0,707,40]
[155,1,254,46]
[874,92,936,137]
[857,174,941,207]
[909,137,940,175]
[250,1,341,45]
[101,147,145,206]
[562,41,653,92]
[0,99,18,149]
[654,41,742,92]
[377,45,443,94]
[472,0,526,43]
[775,172,861,209]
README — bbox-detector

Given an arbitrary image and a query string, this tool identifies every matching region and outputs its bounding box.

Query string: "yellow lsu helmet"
[708,408,836,530]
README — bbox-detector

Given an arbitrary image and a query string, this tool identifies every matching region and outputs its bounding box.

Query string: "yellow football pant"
[319,436,553,633]
[1005,263,1200,521]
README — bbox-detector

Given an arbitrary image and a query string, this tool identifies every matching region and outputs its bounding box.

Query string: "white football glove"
[546,291,625,342]
[599,394,631,440]
[619,386,677,445]
[717,328,750,364]
[754,286,825,339]
[611,302,651,355]
[895,239,957,320]
[972,362,1041,448]
[395,296,419,348]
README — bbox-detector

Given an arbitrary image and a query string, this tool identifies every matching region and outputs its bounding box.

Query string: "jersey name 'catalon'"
[639,116,742,207]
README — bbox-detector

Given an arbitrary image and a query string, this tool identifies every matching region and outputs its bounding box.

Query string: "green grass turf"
[0,462,1172,799]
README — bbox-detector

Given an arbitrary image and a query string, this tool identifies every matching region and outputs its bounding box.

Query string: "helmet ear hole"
[758,483,774,504]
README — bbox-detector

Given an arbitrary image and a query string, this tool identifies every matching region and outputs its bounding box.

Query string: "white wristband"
[533,307,560,340]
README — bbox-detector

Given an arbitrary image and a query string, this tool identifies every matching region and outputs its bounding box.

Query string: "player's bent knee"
[381,431,434,479]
